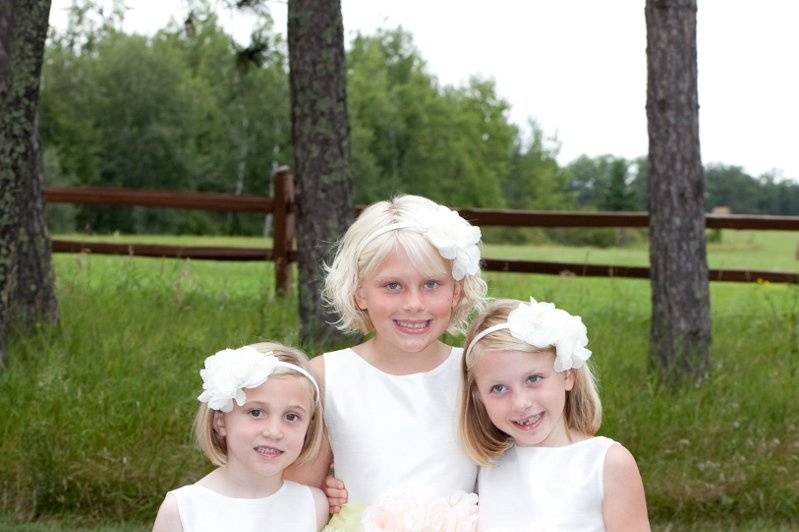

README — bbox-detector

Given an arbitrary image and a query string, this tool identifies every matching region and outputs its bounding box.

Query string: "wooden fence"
[45,170,799,293]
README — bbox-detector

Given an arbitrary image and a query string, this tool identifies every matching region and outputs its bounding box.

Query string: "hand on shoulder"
[603,443,651,532]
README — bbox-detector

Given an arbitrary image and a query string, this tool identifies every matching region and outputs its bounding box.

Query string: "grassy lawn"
[1,231,797,528]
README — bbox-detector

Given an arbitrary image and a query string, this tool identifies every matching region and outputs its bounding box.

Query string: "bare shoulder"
[603,443,650,532]
[604,443,640,480]
[152,491,183,532]
[309,485,330,531]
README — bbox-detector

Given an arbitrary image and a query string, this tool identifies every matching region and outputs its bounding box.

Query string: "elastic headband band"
[274,360,321,402]
[465,323,510,358]
[356,221,416,259]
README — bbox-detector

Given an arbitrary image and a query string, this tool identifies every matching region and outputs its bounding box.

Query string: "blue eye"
[248,409,264,418]
[526,374,542,385]
[384,281,401,291]
[424,280,441,289]
[490,384,508,394]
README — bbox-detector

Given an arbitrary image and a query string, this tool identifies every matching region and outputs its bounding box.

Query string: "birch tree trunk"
[645,0,711,381]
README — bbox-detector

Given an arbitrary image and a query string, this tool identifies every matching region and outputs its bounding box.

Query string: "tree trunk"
[287,0,354,347]
[12,112,59,330]
[0,0,57,367]
[645,0,711,381]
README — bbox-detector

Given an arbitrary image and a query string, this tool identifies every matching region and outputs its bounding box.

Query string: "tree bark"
[287,0,354,347]
[645,0,711,381]
[0,0,57,367]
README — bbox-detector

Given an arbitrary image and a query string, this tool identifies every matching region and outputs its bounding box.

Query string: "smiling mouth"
[512,412,543,430]
[254,446,284,458]
[393,319,432,332]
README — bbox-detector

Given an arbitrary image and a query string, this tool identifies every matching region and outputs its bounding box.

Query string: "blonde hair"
[459,299,602,466]
[193,342,324,467]
[322,194,487,335]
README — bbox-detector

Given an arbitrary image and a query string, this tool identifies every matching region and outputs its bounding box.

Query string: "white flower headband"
[197,346,321,413]
[357,204,482,280]
[465,298,592,372]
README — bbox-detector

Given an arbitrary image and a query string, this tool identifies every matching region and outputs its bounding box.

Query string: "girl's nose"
[513,390,534,412]
[261,418,283,439]
[402,287,424,311]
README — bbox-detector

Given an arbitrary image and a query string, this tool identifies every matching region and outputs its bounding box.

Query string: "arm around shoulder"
[310,486,331,531]
[152,492,183,532]
[602,443,650,532]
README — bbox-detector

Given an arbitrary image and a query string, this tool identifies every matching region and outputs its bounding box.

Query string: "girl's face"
[355,246,461,355]
[213,375,313,480]
[474,349,575,447]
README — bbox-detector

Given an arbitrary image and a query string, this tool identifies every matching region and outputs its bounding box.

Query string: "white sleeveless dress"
[477,436,616,532]
[170,480,318,531]
[323,347,477,504]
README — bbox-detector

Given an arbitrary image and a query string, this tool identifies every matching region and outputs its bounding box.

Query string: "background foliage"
[40,8,799,239]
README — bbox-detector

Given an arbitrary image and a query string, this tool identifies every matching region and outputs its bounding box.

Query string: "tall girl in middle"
[287,194,486,526]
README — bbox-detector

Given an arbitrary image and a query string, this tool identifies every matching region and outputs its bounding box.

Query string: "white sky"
[49,0,799,182]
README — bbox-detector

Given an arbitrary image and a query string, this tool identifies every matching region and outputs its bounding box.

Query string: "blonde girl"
[286,194,486,528]
[153,342,328,531]
[460,299,650,531]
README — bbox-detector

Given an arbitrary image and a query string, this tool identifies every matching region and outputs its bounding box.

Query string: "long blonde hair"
[459,299,602,466]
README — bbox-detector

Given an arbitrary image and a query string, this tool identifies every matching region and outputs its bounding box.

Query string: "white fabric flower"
[197,346,279,412]
[419,205,482,280]
[506,298,592,372]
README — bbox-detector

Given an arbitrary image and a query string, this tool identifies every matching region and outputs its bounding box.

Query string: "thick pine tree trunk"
[0,0,57,366]
[287,0,354,347]
[645,0,711,381]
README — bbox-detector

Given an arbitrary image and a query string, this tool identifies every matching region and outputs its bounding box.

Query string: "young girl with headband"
[460,299,650,531]
[287,194,485,529]
[153,342,328,532]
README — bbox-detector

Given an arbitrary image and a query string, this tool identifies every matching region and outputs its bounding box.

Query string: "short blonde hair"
[193,342,324,467]
[322,194,487,335]
[459,299,603,466]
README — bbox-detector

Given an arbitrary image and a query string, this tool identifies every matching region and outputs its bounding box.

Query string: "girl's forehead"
[364,241,447,279]
[475,349,556,375]
[245,374,315,404]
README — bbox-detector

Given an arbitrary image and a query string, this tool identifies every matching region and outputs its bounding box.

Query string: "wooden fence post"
[272,167,295,295]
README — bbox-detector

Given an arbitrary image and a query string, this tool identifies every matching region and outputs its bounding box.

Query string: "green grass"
[1,231,798,529]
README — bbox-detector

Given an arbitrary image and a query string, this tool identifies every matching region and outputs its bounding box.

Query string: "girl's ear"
[212,411,227,437]
[354,284,367,310]
[564,369,576,391]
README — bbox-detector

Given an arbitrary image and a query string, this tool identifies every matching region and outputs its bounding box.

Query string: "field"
[1,230,797,530]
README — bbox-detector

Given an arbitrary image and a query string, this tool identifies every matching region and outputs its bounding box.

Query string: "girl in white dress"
[153,342,329,532]
[286,195,486,530]
[460,299,650,532]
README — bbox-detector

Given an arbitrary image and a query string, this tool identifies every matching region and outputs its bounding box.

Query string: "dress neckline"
[345,346,459,378]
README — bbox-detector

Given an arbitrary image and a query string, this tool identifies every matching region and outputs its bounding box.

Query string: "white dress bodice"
[477,436,616,532]
[323,347,478,504]
[170,480,317,531]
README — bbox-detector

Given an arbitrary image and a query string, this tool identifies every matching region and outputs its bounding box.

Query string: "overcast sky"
[49,0,799,182]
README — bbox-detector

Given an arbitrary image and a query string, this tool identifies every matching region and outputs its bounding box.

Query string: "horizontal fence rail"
[483,259,799,284]
[45,182,799,285]
[45,186,276,213]
[457,208,799,231]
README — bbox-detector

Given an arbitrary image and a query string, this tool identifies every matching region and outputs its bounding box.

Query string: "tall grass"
[1,231,798,528]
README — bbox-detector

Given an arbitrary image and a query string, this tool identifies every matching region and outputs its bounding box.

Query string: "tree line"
[41,12,799,238]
